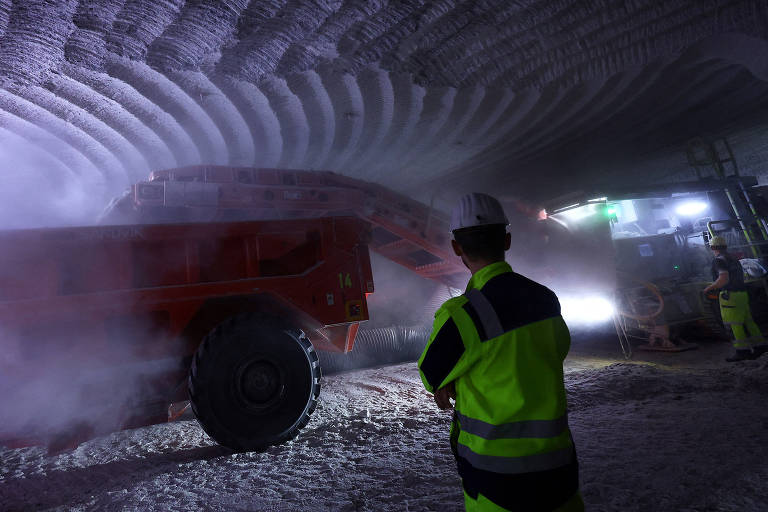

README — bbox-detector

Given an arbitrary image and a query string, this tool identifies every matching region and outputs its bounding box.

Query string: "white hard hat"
[450,192,509,232]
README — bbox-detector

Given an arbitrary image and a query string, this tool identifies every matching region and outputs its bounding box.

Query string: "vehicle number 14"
[338,272,353,289]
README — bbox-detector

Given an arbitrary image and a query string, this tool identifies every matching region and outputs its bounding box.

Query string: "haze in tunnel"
[0,2,768,512]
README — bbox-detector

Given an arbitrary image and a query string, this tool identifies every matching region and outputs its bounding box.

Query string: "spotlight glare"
[559,295,615,326]
[675,201,708,216]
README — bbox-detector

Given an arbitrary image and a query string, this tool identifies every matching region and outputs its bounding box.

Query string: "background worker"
[418,193,582,512]
[703,235,767,362]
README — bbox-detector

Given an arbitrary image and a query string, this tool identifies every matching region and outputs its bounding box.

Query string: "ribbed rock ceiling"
[0,0,767,226]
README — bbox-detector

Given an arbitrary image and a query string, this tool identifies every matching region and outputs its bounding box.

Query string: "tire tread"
[188,313,321,452]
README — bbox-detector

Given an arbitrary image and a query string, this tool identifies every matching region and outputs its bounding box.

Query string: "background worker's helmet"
[450,192,509,232]
[709,235,727,248]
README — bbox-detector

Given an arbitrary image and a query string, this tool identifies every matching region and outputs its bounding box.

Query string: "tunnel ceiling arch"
[0,0,767,224]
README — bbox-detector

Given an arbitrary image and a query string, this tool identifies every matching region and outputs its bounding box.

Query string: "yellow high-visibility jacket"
[418,261,578,509]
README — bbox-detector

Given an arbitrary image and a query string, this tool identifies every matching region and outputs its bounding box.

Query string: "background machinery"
[547,137,768,357]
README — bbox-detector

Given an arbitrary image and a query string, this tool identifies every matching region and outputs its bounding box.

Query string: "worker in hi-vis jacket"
[703,235,767,362]
[418,192,583,512]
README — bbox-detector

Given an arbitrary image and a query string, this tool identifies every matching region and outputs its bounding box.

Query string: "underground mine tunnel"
[1,1,768,511]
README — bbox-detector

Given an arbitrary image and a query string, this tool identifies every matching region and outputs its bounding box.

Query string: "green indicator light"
[674,265,680,270]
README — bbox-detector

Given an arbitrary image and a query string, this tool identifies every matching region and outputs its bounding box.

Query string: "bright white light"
[617,200,638,223]
[553,204,597,222]
[559,296,615,326]
[675,201,708,216]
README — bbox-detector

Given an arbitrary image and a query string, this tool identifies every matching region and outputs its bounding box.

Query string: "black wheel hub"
[235,359,284,410]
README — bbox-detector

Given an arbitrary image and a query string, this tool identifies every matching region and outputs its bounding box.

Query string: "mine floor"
[2,333,767,511]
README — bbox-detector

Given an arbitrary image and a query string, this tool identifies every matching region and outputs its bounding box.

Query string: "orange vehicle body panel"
[0,217,373,447]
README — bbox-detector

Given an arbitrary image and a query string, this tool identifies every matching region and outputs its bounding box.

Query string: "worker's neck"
[465,258,505,275]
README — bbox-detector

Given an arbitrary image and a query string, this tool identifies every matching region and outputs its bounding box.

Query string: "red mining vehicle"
[0,217,372,452]
[1,166,540,452]
[102,165,472,288]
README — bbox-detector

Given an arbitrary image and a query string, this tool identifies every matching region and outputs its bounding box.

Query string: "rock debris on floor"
[2,346,768,512]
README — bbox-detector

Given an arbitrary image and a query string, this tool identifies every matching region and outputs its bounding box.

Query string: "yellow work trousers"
[719,291,765,350]
[463,490,584,512]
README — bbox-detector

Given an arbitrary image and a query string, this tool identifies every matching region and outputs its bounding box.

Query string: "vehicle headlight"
[559,295,615,326]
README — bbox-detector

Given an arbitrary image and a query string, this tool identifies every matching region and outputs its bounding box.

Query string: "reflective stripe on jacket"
[418,261,574,476]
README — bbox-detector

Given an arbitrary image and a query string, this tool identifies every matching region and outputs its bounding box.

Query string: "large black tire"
[188,313,321,452]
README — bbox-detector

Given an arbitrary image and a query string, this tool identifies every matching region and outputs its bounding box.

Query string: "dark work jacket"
[711,253,746,292]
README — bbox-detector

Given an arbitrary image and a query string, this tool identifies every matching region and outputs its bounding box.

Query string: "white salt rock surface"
[63,64,198,168]
[0,88,122,186]
[166,70,255,166]
[357,72,425,183]
[56,66,178,171]
[0,1,762,215]
[213,77,283,168]
[318,66,365,171]
[27,81,150,184]
[260,76,310,169]
[0,126,102,228]
[105,56,228,166]
[286,70,335,167]
[2,349,767,511]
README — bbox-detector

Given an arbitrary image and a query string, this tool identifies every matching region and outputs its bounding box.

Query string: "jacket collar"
[466,261,513,292]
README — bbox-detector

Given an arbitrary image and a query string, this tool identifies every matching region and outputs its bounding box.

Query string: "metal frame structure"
[546,138,768,358]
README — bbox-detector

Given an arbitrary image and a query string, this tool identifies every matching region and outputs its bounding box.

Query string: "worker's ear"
[451,239,463,257]
[504,232,511,251]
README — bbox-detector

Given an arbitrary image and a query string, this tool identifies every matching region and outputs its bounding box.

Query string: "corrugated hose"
[318,325,431,375]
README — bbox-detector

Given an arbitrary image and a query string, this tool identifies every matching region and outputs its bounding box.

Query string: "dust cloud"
[363,251,445,330]
[0,144,157,450]
[0,143,108,229]
[0,165,620,452]
[0,320,184,452]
